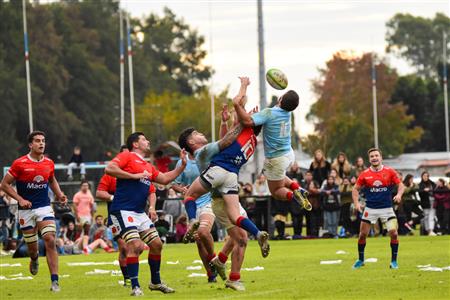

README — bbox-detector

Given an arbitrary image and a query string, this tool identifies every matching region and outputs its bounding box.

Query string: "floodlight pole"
[119,9,125,145]
[257,0,267,110]
[23,0,33,132]
[126,13,135,133]
[372,53,379,149]
[209,2,215,142]
[443,31,449,153]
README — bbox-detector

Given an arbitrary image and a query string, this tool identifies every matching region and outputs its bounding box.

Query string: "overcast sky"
[122,0,449,135]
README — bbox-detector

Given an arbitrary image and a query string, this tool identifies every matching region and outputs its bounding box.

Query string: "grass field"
[1,235,449,299]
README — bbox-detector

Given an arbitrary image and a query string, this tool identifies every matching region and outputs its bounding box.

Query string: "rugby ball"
[266,68,288,90]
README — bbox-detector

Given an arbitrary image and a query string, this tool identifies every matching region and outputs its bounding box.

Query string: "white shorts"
[79,216,92,226]
[110,210,154,237]
[212,197,247,230]
[362,207,396,224]
[197,202,215,218]
[200,165,239,195]
[263,149,295,181]
[18,206,55,230]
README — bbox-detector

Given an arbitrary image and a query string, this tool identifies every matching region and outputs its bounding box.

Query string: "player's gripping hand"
[149,209,157,222]
[180,149,187,166]
[57,193,68,205]
[132,170,149,180]
[18,197,32,209]
[393,194,402,203]
[354,202,363,213]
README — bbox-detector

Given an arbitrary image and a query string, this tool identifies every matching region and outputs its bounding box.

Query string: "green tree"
[386,13,450,78]
[305,51,423,161]
[135,89,229,146]
[132,7,212,101]
[390,74,447,151]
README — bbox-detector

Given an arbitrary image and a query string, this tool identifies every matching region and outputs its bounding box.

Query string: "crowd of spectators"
[1,148,450,256]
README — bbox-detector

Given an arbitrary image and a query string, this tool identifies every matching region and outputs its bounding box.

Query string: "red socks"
[218,252,228,264]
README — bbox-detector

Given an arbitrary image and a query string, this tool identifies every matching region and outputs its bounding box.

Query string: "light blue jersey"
[251,106,292,158]
[194,142,220,172]
[174,158,211,208]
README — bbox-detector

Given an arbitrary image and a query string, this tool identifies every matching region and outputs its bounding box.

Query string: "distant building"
[383,152,450,177]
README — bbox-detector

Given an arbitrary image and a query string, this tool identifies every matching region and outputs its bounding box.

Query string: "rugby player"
[1,131,67,292]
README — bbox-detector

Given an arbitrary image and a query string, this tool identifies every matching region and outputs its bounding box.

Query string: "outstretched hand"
[180,149,187,166]
[221,104,230,122]
[239,76,250,86]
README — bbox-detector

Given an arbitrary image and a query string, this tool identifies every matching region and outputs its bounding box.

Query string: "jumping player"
[105,132,187,296]
[0,131,68,292]
[352,148,404,269]
[174,105,249,290]
[232,79,312,210]
[96,145,156,287]
[179,77,270,260]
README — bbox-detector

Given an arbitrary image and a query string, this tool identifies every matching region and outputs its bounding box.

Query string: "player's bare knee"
[197,226,210,239]
[150,238,163,254]
[389,230,398,240]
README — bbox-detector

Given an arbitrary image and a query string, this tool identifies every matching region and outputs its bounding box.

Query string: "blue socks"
[236,216,260,237]
[126,257,140,288]
[148,254,161,285]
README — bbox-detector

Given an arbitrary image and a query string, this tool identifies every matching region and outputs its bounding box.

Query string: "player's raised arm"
[153,149,187,185]
[217,124,243,150]
[352,183,362,212]
[0,173,31,209]
[219,104,230,139]
[232,77,255,128]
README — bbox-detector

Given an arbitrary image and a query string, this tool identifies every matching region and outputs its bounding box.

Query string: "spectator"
[418,171,437,236]
[306,180,321,237]
[73,180,94,250]
[175,214,188,242]
[331,152,352,180]
[89,215,106,243]
[352,156,366,177]
[57,221,113,255]
[162,188,184,222]
[309,149,331,185]
[272,198,290,240]
[349,175,361,236]
[254,174,270,196]
[288,178,305,239]
[286,162,303,183]
[154,150,172,173]
[402,174,423,231]
[155,212,171,239]
[67,146,86,181]
[53,200,73,234]
[326,169,342,186]
[339,177,354,237]
[434,179,450,235]
[155,183,168,210]
[320,175,340,237]
[0,189,10,247]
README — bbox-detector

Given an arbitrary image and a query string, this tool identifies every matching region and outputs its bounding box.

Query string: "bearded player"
[1,131,67,292]
[96,145,156,287]
[105,132,187,296]
[352,148,404,269]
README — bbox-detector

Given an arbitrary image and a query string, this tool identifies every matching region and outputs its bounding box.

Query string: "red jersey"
[98,173,156,214]
[109,151,159,213]
[356,165,400,209]
[8,154,55,210]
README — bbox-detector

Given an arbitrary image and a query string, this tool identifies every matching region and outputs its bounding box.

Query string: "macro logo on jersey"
[27,175,48,189]
[356,166,400,209]
[8,155,54,210]
[370,180,388,193]
[210,127,257,174]
[110,151,159,213]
